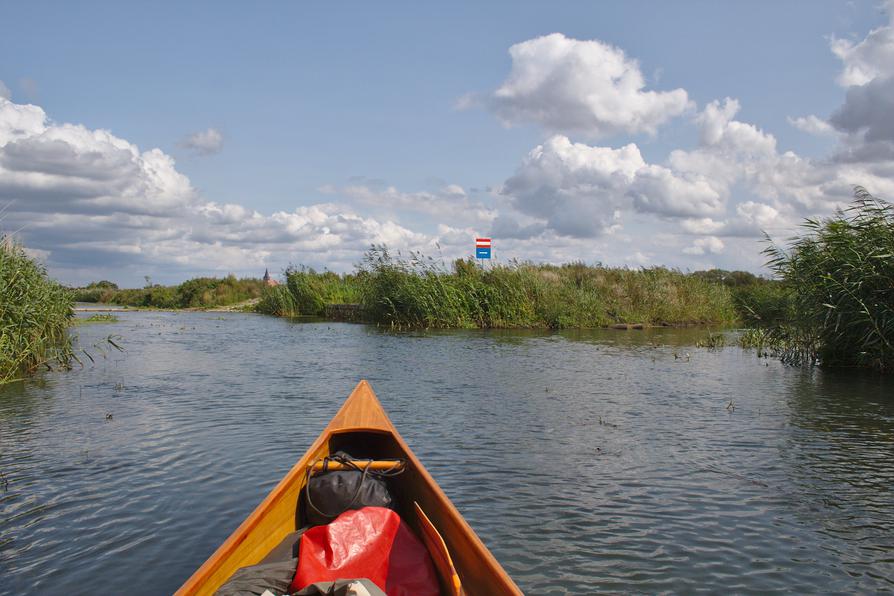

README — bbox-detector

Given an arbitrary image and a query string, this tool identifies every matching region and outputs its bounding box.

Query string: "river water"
[1,311,892,595]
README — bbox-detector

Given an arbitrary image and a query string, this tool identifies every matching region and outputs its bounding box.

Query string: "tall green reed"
[256,284,300,317]
[0,238,74,383]
[355,245,737,329]
[762,186,894,371]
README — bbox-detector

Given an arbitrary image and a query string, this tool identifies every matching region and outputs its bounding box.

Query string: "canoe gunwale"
[174,380,521,596]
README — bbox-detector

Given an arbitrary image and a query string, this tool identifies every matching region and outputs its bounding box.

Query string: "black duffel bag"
[304,451,406,526]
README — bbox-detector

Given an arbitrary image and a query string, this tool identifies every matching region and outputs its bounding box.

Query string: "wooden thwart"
[310,459,405,472]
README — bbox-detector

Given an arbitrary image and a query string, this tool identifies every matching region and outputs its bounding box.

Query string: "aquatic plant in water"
[73,313,120,325]
[0,238,74,383]
[762,187,894,372]
[696,333,726,349]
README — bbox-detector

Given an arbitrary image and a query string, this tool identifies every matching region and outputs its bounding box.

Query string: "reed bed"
[261,246,738,328]
[0,238,74,383]
[256,284,300,318]
[255,268,362,317]
[760,187,894,372]
[365,251,736,328]
[285,267,362,316]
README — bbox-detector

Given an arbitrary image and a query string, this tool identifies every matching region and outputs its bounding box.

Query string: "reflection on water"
[1,312,892,594]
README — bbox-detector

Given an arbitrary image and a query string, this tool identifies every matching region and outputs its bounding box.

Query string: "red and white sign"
[475,238,491,248]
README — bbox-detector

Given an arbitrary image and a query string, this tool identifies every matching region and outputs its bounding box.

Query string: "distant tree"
[86,280,118,290]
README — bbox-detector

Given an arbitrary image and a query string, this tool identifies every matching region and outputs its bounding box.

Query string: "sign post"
[475,237,491,266]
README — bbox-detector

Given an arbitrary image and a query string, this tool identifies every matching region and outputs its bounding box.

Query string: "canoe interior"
[175,381,520,596]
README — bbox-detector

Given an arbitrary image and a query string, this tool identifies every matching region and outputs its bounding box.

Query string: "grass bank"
[1,238,74,383]
[258,247,739,329]
[72,275,266,309]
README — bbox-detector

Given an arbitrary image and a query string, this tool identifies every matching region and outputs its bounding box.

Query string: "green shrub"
[74,275,265,308]
[71,280,120,302]
[176,275,264,308]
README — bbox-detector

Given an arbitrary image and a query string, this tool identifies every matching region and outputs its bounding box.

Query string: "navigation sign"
[475,237,491,259]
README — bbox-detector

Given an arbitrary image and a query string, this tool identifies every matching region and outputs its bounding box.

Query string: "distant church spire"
[263,268,278,286]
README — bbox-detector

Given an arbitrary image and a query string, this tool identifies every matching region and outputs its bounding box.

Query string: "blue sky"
[1,1,893,285]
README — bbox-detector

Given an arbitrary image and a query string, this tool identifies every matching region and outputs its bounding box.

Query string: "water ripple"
[1,315,893,594]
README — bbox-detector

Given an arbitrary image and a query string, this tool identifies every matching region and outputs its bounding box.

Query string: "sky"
[1,0,893,286]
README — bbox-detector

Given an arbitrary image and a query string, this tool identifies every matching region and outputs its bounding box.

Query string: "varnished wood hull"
[175,380,521,595]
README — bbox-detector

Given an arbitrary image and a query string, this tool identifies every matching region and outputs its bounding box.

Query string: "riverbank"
[71,276,265,310]
[72,258,751,328]
[257,249,742,329]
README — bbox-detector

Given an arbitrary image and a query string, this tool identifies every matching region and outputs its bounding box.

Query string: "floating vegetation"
[73,313,120,325]
[696,333,726,349]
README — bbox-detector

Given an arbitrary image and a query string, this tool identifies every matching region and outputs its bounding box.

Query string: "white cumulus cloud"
[830,2,894,87]
[500,133,727,239]
[0,97,444,284]
[683,236,724,255]
[788,114,836,137]
[501,135,641,237]
[482,33,692,138]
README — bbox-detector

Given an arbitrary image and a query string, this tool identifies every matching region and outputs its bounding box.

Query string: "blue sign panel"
[476,247,491,259]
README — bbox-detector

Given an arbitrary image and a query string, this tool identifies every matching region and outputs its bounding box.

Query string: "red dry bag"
[290,506,440,596]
